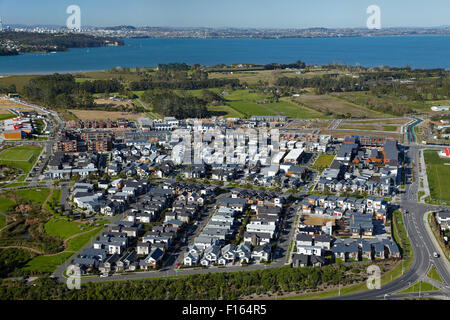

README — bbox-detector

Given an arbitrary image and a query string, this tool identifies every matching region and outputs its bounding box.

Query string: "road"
[329,144,450,300]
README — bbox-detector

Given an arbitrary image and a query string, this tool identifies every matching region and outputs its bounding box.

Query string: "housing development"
[0,60,449,302]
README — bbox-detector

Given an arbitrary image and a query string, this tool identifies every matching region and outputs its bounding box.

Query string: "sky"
[1,0,449,29]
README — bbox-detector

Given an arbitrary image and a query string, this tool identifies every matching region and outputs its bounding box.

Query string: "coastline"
[2,34,450,75]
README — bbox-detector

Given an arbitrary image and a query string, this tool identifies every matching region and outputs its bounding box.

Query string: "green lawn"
[4,182,29,188]
[313,154,335,169]
[424,150,450,204]
[0,113,16,121]
[427,265,443,283]
[0,145,42,176]
[207,105,245,118]
[44,218,95,240]
[12,188,50,206]
[23,252,74,274]
[0,197,15,213]
[399,281,438,294]
[66,227,104,251]
[44,189,62,214]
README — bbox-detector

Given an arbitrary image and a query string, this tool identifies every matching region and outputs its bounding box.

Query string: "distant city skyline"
[1,0,449,29]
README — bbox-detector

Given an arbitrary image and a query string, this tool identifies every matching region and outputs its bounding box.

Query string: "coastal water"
[1,36,450,74]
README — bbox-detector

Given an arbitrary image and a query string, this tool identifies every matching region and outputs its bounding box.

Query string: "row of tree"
[141,90,209,119]
[0,264,370,300]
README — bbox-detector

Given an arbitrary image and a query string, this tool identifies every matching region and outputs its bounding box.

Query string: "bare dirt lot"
[94,98,134,109]
[302,215,335,227]
[68,109,145,121]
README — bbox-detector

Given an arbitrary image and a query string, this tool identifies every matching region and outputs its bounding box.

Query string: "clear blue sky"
[1,0,449,28]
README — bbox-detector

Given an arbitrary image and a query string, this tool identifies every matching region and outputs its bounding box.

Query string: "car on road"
[433,252,440,258]
[100,273,109,278]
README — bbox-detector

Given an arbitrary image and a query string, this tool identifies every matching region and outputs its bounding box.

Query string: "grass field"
[12,188,51,207]
[44,189,61,214]
[423,150,450,204]
[334,91,427,114]
[295,93,383,118]
[0,145,42,177]
[0,197,15,213]
[44,218,95,240]
[427,265,443,283]
[207,105,245,118]
[399,281,438,293]
[4,182,29,188]
[210,90,326,119]
[0,113,16,121]
[23,252,74,274]
[0,75,38,91]
[66,227,104,251]
[312,154,335,170]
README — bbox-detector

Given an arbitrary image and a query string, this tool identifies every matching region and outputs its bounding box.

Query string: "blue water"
[1,36,450,74]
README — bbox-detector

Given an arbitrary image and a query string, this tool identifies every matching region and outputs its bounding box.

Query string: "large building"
[438,147,450,158]
[3,117,33,140]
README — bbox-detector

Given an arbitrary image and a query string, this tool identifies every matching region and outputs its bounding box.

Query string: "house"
[235,243,252,264]
[437,210,450,230]
[244,231,271,246]
[251,244,271,262]
[204,244,221,262]
[139,248,164,269]
[137,242,151,255]
[184,251,201,266]
[116,251,137,271]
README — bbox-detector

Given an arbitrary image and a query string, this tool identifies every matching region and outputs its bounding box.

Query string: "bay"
[0,35,449,75]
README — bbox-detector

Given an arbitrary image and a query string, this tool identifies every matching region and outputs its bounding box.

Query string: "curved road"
[330,144,450,300]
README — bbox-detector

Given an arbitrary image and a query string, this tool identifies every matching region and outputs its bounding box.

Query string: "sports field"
[424,150,450,204]
[0,145,42,176]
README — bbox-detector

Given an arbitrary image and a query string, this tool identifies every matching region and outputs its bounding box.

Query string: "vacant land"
[214,90,325,119]
[312,154,335,170]
[424,150,450,204]
[302,215,335,227]
[0,75,37,91]
[339,124,401,132]
[294,93,384,118]
[0,145,42,178]
[68,109,145,121]
[320,130,403,141]
[334,91,426,114]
